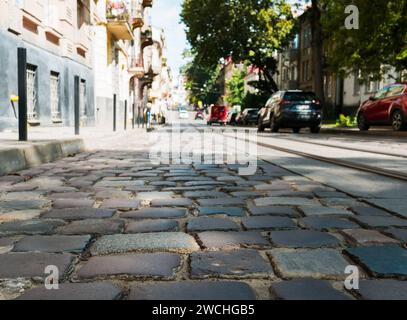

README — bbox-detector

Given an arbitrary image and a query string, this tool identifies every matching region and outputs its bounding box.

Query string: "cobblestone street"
[0,123,406,300]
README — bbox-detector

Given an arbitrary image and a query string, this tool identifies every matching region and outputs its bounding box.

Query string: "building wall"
[0,0,95,130]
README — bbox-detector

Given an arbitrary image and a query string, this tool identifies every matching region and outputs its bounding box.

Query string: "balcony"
[141,27,153,49]
[106,0,133,40]
[129,55,145,78]
[142,0,153,8]
[131,7,144,28]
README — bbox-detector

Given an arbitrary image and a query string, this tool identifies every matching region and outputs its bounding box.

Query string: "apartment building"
[274,7,404,118]
[0,0,95,130]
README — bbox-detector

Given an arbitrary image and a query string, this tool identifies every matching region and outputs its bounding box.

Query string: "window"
[374,87,389,99]
[79,79,87,117]
[365,81,379,94]
[301,25,311,49]
[27,65,39,123]
[50,72,61,123]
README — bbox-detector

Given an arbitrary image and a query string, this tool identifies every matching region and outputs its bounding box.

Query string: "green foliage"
[320,0,407,81]
[181,0,296,92]
[225,68,247,106]
[335,114,357,128]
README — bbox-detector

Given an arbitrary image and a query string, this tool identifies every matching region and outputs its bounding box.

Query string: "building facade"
[0,0,95,130]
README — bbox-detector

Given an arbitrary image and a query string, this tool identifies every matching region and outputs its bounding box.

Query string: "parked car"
[241,108,259,126]
[207,105,228,125]
[357,83,407,131]
[227,111,238,125]
[258,90,322,133]
[235,112,243,125]
[179,108,189,119]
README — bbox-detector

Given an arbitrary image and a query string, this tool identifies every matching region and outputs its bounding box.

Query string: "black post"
[74,76,80,135]
[132,103,135,129]
[124,100,127,131]
[17,48,27,141]
[113,94,117,132]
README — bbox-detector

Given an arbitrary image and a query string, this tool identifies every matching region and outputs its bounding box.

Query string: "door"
[364,87,388,122]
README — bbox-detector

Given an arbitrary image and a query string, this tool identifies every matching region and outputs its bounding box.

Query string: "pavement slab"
[269,249,349,279]
[100,199,141,211]
[350,206,393,217]
[128,281,257,300]
[198,207,246,217]
[355,280,407,300]
[197,198,246,206]
[254,197,317,207]
[270,230,341,248]
[151,198,194,207]
[242,216,297,230]
[121,208,187,219]
[198,231,269,250]
[341,229,399,246]
[271,278,352,300]
[125,219,179,233]
[345,246,407,277]
[0,219,65,236]
[247,205,300,217]
[0,252,74,278]
[17,283,122,300]
[300,206,354,217]
[190,250,274,279]
[300,216,360,231]
[90,233,200,255]
[187,217,240,232]
[77,253,181,279]
[12,235,92,253]
[56,219,124,235]
[52,199,95,209]
[41,208,116,220]
[353,216,407,228]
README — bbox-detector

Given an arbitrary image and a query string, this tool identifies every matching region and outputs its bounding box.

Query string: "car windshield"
[247,109,258,115]
[284,92,317,102]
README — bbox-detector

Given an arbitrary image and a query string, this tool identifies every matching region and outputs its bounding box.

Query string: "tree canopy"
[181,0,296,92]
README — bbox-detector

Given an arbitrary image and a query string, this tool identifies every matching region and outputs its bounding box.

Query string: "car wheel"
[310,126,321,134]
[392,110,407,131]
[357,113,370,131]
[270,117,279,133]
[292,128,301,134]
[258,121,265,132]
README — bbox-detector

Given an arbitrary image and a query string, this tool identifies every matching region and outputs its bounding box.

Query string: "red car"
[357,83,407,131]
[207,105,228,125]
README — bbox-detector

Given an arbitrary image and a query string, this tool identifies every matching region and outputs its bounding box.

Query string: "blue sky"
[151,0,187,80]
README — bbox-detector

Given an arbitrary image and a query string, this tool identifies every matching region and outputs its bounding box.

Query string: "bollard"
[74,76,80,135]
[132,103,135,129]
[124,100,127,131]
[17,48,27,141]
[113,94,117,132]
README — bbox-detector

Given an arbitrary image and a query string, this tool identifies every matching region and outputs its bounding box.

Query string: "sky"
[151,0,187,81]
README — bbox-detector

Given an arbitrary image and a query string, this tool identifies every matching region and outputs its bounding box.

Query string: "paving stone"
[270,248,349,279]
[314,191,350,198]
[365,198,407,218]
[356,280,407,300]
[266,191,314,198]
[52,199,95,209]
[230,191,264,199]
[77,253,181,279]
[13,235,91,253]
[41,208,115,220]
[149,181,177,187]
[56,219,124,235]
[17,283,122,300]
[300,206,354,216]
[121,208,187,219]
[384,228,407,243]
[221,186,255,192]
[345,246,407,277]
[164,186,217,192]
[296,185,336,192]
[270,230,340,248]
[90,233,199,255]
[135,192,175,201]
[350,206,392,217]
[247,205,300,217]
[48,192,92,200]
[198,231,269,250]
[300,217,360,231]
[254,197,317,207]
[124,186,157,192]
[183,191,229,199]
[191,249,273,279]
[151,198,193,207]
[0,237,20,254]
[0,252,74,278]
[167,177,213,182]
[320,198,363,208]
[271,279,351,300]
[0,210,42,222]
[100,199,141,211]
[94,180,144,188]
[0,200,49,211]
[184,181,226,187]
[125,220,179,233]
[197,198,245,206]
[0,219,65,236]
[353,216,407,228]
[187,217,240,232]
[254,183,291,191]
[128,281,256,300]
[2,192,45,201]
[198,207,246,217]
[242,216,297,230]
[341,229,399,246]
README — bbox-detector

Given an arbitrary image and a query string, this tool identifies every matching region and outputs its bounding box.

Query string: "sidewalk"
[0,125,149,177]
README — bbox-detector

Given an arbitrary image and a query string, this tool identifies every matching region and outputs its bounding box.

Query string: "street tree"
[181,0,296,93]
[225,68,247,107]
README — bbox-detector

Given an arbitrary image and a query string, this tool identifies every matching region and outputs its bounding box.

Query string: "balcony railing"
[129,55,145,78]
